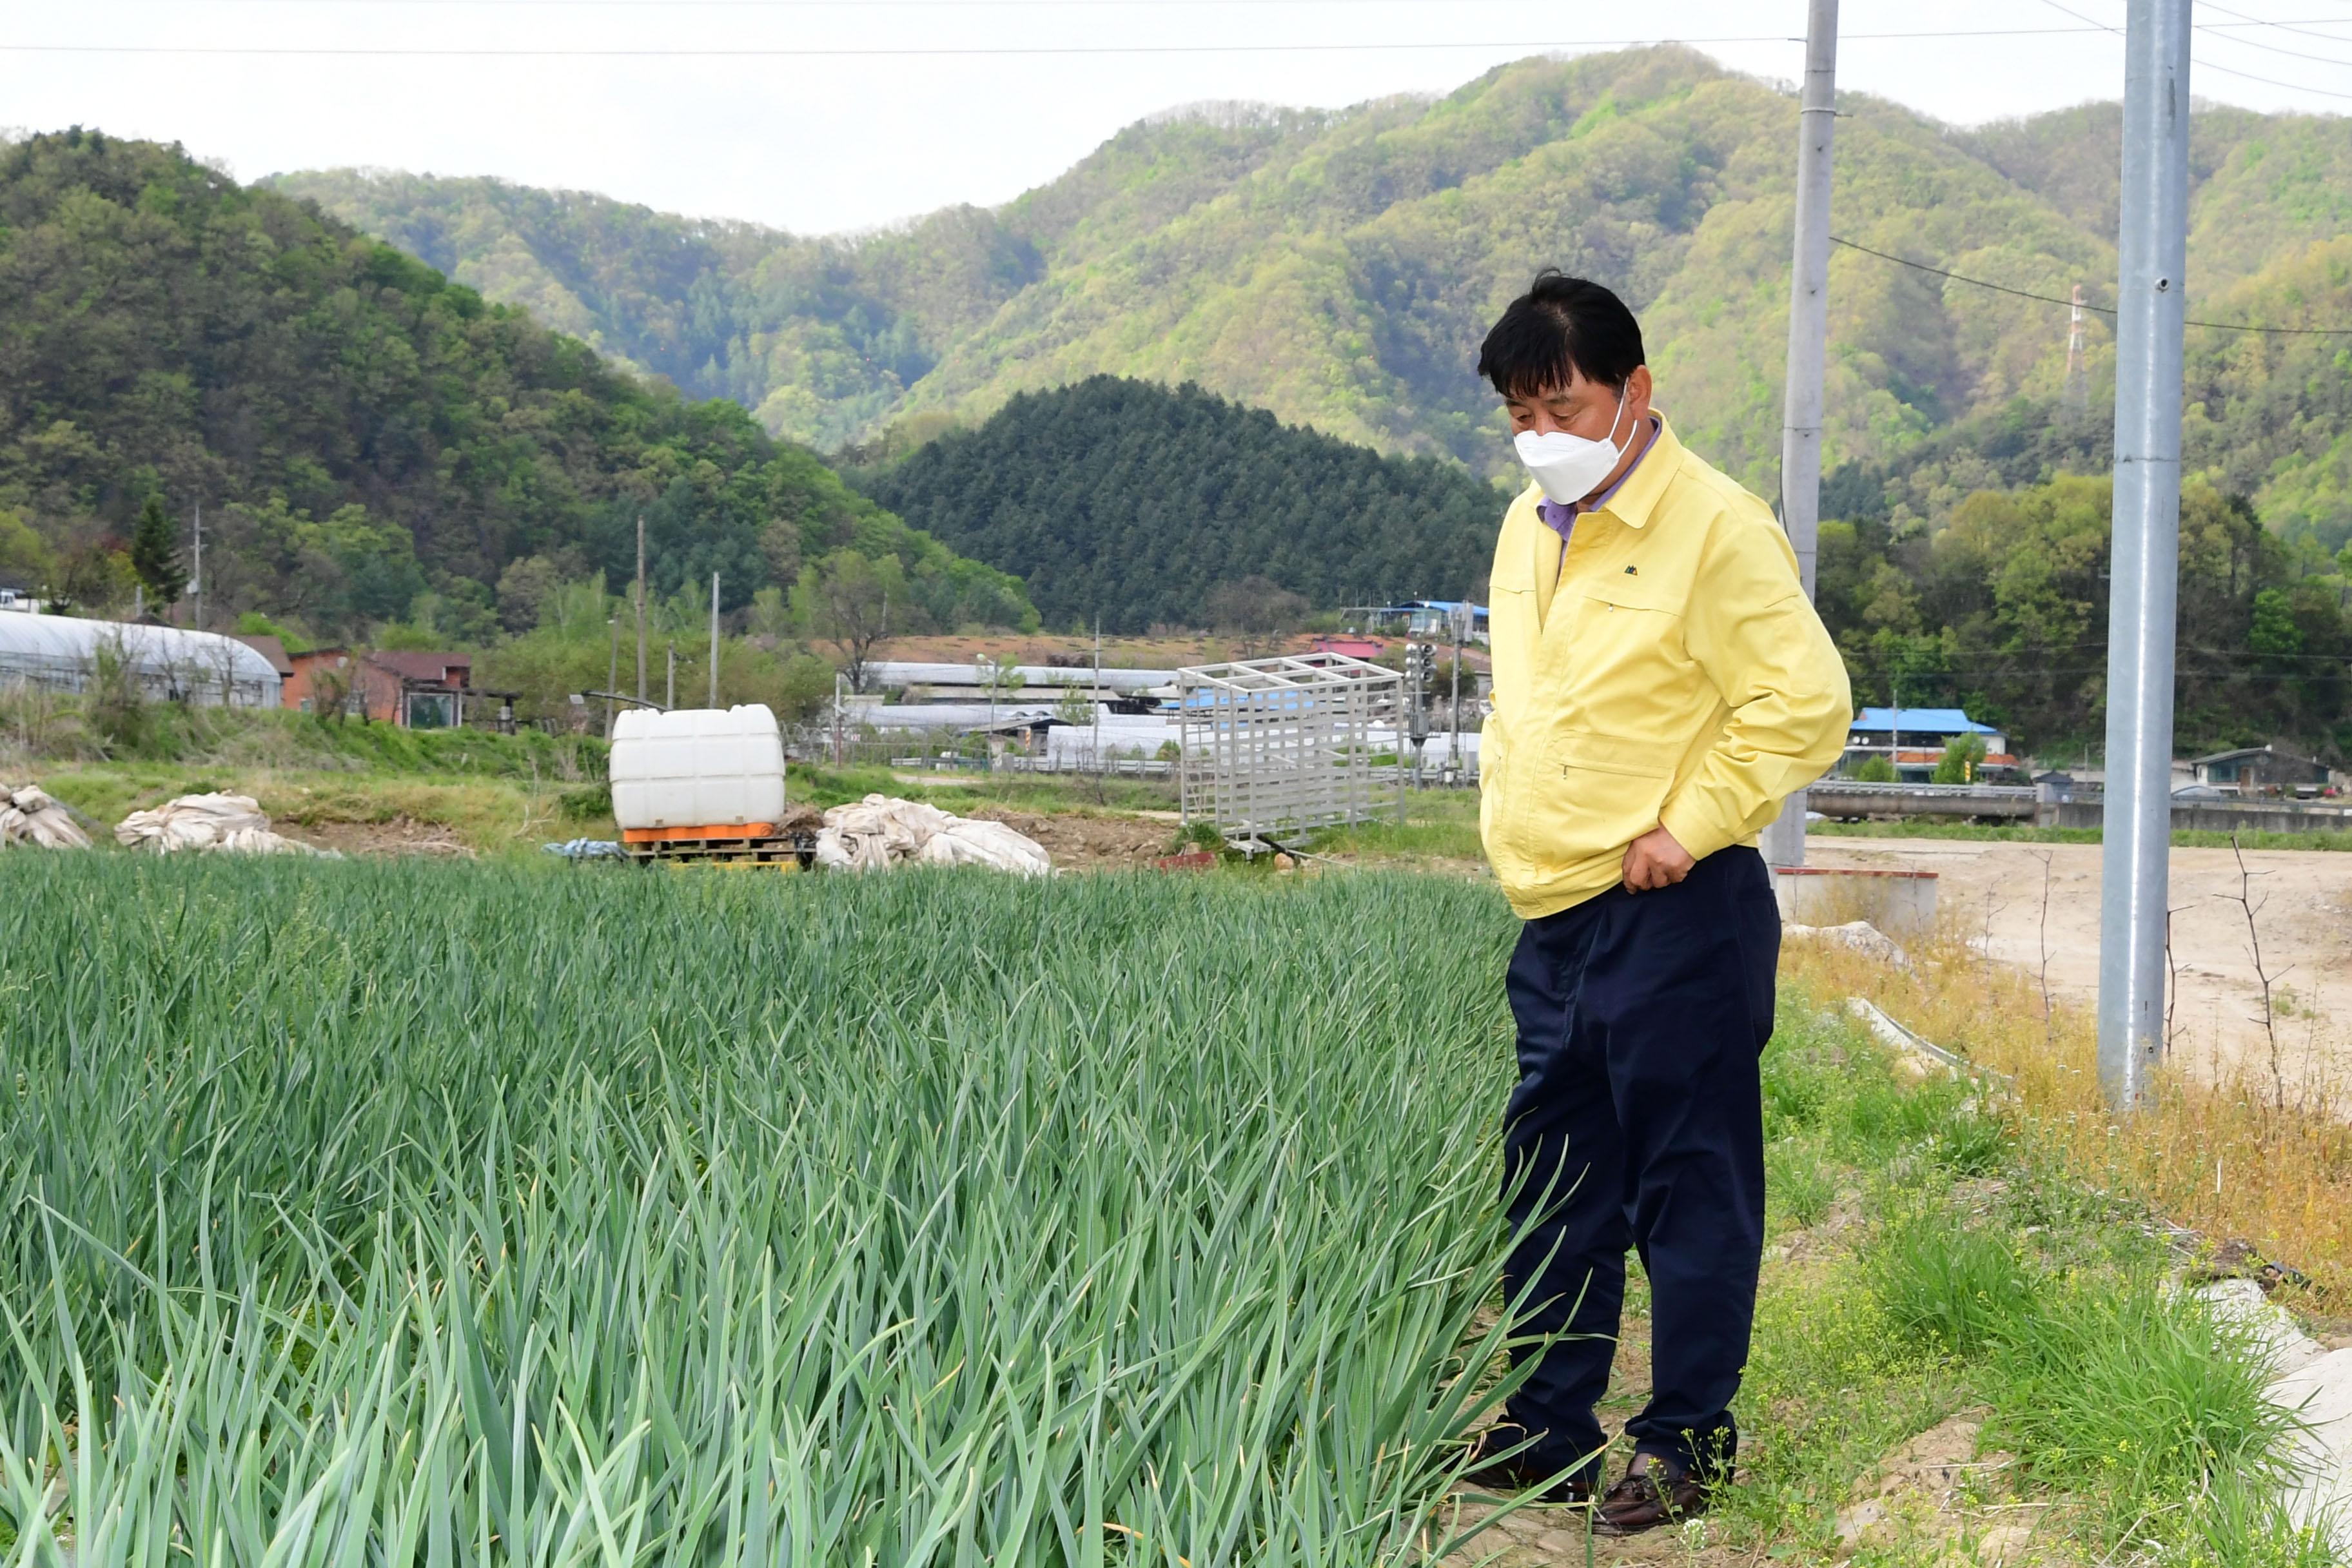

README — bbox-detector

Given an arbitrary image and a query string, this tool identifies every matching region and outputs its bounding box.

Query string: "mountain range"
[0,130,1031,642]
[273,46,2352,546]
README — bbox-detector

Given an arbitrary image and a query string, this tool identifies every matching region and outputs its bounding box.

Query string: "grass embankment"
[1705,999,2328,1568]
[1782,919,2352,1309]
[4,696,619,852]
[0,859,2325,1565]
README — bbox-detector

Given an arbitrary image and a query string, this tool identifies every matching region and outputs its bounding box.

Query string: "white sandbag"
[114,793,324,856]
[812,793,1050,877]
[919,819,1052,877]
[0,784,92,850]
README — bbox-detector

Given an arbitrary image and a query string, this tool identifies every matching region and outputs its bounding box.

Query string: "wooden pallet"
[624,832,816,867]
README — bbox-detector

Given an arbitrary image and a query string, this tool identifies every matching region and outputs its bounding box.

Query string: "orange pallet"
[622,822,778,843]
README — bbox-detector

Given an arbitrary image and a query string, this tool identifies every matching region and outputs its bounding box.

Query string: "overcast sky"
[4,0,2349,235]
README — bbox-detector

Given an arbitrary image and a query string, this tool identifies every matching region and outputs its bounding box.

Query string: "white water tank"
[609,704,787,835]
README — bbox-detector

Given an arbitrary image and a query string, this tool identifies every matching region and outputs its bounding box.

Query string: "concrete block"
[1774,866,1939,936]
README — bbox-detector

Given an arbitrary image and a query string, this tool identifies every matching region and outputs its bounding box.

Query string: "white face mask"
[1513,384,1631,505]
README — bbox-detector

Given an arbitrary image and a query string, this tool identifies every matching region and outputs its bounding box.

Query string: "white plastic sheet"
[0,783,92,849]
[114,793,326,856]
[813,794,1050,877]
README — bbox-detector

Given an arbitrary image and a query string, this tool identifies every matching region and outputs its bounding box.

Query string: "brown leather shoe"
[1459,1425,1595,1507]
[1592,1452,1707,1535]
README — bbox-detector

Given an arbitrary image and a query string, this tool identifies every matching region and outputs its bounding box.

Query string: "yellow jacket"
[1478,415,1852,919]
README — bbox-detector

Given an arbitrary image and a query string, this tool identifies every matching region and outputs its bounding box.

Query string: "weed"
[1988,1279,2300,1553]
[1764,1140,1836,1230]
[1865,1212,2035,1362]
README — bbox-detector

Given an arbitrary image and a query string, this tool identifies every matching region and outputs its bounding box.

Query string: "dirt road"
[1810,838,2352,1084]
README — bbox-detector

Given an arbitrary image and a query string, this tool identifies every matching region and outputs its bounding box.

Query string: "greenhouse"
[0,614,282,708]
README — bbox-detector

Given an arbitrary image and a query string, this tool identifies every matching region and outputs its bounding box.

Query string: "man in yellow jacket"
[1462,273,1852,1533]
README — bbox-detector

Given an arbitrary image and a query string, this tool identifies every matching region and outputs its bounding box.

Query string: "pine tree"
[128,495,187,608]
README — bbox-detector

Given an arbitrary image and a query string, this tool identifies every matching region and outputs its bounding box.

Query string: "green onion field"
[1,856,2329,1567]
[0,859,1524,1565]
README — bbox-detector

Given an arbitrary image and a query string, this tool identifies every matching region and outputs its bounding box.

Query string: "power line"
[1841,639,2352,665]
[2189,50,2352,96]
[0,36,1794,56]
[2195,3,2352,66]
[2044,0,2352,100]
[1857,665,2346,682]
[2199,1,2352,44]
[1829,237,2352,336]
[0,23,2206,56]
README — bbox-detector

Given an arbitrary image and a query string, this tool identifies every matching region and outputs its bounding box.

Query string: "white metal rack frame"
[1176,654,1404,839]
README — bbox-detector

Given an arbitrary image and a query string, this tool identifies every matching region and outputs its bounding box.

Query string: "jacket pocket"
[1518,730,1676,876]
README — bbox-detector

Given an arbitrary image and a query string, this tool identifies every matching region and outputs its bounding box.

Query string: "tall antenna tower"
[2063,282,2090,413]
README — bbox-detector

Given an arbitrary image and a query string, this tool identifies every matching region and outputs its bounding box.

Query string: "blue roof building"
[1847,708,2005,743]
[1842,707,2012,782]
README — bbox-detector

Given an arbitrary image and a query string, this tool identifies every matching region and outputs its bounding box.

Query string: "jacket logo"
[1623,565,1638,574]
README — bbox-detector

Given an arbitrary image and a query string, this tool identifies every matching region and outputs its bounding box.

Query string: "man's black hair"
[1476,271,1645,400]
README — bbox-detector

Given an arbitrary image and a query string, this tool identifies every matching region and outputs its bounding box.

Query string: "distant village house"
[1842,707,2014,781]
[2190,745,2333,797]
[258,645,514,729]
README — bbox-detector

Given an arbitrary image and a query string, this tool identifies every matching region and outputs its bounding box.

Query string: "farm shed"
[0,614,281,707]
[357,651,475,728]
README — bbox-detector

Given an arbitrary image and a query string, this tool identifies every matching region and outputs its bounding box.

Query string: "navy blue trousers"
[1499,845,1778,1485]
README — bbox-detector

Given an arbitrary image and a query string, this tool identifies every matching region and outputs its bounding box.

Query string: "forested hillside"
[852,377,1505,631]
[0,130,1031,645]
[1816,460,2350,757]
[276,48,2352,548]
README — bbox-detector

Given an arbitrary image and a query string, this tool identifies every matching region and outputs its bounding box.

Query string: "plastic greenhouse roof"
[0,614,284,690]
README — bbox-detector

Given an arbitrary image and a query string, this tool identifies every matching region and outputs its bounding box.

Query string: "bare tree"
[2030,850,2056,1042]
[792,549,908,693]
[2164,905,2184,1059]
[1202,575,1308,651]
[2223,834,2291,1112]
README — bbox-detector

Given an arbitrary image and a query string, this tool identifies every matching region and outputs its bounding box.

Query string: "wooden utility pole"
[634,514,648,706]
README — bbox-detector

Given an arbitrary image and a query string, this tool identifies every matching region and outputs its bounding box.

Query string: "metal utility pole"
[708,571,721,709]
[634,514,648,706]
[1449,602,1471,780]
[2099,0,2192,1110]
[1761,0,1838,871]
[831,672,846,767]
[190,502,203,632]
[1890,680,1901,774]
[2064,284,2092,415]
[1092,614,1102,774]
[1406,642,1429,789]
[665,642,676,710]
[604,615,620,738]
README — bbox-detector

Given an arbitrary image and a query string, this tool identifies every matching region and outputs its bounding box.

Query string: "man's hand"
[1622,825,1694,893]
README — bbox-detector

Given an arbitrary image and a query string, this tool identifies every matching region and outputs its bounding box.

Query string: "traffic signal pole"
[2098,0,2192,1109]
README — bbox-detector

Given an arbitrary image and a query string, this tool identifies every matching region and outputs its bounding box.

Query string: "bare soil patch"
[963,808,1171,870]
[282,815,476,858]
[1810,839,2352,1084]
